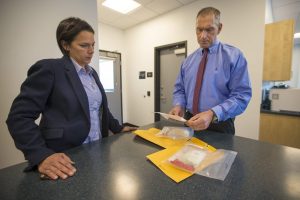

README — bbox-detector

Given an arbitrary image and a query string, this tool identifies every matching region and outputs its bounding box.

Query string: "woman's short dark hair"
[56,17,94,55]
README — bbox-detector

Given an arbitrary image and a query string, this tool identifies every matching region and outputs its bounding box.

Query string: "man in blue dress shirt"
[169,7,252,134]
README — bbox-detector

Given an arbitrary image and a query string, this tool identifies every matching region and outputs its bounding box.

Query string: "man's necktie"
[192,49,209,115]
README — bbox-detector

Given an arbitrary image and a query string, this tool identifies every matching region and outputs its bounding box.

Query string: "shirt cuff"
[211,105,222,122]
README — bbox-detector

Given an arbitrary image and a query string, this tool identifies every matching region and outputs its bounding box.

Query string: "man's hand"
[169,105,184,117]
[186,110,214,131]
[121,126,138,132]
[38,153,76,180]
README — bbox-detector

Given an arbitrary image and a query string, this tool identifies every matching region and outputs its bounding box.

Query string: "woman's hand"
[121,126,138,132]
[38,153,76,180]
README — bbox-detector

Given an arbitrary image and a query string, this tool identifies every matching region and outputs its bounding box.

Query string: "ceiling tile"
[177,0,198,4]
[135,0,154,4]
[111,16,141,29]
[146,0,182,14]
[129,7,158,21]
[97,0,300,31]
[98,5,124,23]
[97,0,199,29]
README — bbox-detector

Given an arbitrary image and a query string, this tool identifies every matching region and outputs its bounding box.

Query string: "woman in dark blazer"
[6,17,136,180]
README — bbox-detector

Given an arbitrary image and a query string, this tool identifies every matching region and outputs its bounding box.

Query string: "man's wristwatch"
[211,111,218,124]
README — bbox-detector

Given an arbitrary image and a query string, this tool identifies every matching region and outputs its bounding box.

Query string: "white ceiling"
[97,0,300,32]
[97,0,198,30]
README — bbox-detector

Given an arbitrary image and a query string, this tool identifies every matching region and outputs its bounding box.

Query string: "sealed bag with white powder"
[156,126,193,140]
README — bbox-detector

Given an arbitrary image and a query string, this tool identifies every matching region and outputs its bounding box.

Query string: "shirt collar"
[70,57,93,75]
[199,39,220,54]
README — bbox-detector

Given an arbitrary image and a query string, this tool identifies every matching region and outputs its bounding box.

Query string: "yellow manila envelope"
[189,137,216,152]
[133,128,188,148]
[134,128,217,183]
[133,128,216,152]
[146,146,193,183]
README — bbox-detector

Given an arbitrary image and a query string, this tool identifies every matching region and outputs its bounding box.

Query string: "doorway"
[99,50,123,123]
[154,41,187,121]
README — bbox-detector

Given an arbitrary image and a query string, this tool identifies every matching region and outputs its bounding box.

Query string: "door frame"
[154,41,187,122]
[99,49,123,123]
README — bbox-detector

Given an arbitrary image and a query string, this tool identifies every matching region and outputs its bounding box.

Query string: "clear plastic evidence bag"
[166,143,237,181]
[156,126,193,140]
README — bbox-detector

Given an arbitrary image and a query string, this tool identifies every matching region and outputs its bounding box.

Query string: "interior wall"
[122,0,265,139]
[0,0,99,169]
[98,23,129,121]
[286,44,300,88]
[296,45,300,87]
[265,0,274,23]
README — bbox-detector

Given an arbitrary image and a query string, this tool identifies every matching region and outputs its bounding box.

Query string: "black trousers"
[185,111,235,135]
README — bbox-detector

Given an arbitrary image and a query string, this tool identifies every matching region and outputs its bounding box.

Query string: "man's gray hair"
[197,7,221,25]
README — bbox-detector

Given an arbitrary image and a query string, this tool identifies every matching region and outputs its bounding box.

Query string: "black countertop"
[1,121,300,200]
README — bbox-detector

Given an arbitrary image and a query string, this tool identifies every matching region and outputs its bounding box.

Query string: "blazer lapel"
[62,56,90,120]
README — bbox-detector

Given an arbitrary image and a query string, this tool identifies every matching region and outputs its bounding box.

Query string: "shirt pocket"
[41,128,64,139]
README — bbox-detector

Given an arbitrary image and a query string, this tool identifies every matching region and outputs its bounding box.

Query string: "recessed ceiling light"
[294,32,300,39]
[102,0,141,14]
